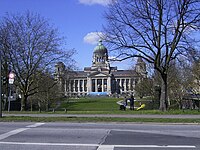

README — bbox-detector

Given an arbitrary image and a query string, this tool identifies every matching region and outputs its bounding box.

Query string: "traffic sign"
[9,78,14,84]
[9,72,15,79]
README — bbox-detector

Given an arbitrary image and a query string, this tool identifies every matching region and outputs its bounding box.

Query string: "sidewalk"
[3,113,200,119]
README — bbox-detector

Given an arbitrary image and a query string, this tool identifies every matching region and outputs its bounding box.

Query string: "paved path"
[3,113,200,119]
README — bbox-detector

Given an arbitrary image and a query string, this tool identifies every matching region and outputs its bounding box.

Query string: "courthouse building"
[55,40,147,97]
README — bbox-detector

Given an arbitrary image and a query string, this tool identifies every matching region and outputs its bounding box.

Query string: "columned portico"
[55,40,147,97]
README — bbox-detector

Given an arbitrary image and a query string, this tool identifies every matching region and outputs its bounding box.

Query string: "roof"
[112,70,138,77]
[94,40,107,55]
[84,67,110,72]
[69,71,88,78]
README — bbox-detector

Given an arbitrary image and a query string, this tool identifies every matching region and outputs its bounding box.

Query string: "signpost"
[8,72,15,112]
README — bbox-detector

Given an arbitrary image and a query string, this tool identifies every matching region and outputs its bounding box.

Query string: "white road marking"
[97,145,114,150]
[26,123,45,128]
[114,145,196,148]
[0,123,45,141]
[0,141,99,147]
[0,128,28,140]
[0,142,196,149]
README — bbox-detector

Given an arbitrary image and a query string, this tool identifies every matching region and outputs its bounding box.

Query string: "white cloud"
[79,0,113,6]
[83,32,104,45]
[108,56,118,61]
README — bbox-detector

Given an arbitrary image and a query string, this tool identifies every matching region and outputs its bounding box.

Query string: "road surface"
[0,122,199,150]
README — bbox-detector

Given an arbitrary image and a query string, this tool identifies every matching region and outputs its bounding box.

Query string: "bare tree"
[104,0,200,111]
[0,11,75,111]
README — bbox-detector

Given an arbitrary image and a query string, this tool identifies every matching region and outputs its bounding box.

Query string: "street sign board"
[9,78,14,84]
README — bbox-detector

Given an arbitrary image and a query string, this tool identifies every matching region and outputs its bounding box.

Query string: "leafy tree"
[104,0,200,111]
[167,61,187,109]
[29,70,59,111]
[135,78,154,98]
[0,11,75,111]
[189,48,200,101]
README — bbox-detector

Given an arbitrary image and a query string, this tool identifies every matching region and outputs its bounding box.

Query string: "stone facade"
[55,40,147,97]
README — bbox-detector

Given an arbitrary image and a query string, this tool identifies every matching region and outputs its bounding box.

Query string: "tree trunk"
[38,101,41,113]
[3,83,9,110]
[46,90,49,112]
[21,94,27,111]
[45,98,49,112]
[159,74,168,111]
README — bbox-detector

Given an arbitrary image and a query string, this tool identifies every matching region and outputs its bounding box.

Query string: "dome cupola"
[92,40,109,68]
[94,40,107,55]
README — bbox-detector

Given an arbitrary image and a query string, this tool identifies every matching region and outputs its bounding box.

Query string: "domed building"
[55,40,147,97]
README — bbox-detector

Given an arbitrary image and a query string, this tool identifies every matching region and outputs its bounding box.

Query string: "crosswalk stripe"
[0,142,196,149]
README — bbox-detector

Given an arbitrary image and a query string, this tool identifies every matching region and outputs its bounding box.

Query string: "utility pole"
[0,51,2,118]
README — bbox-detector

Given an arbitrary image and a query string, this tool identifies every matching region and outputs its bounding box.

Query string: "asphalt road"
[0,122,200,150]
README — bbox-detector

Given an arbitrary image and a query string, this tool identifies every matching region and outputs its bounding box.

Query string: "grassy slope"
[60,97,120,111]
[1,97,200,123]
[56,97,200,114]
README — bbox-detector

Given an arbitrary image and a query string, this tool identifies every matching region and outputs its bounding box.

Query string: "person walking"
[130,95,134,110]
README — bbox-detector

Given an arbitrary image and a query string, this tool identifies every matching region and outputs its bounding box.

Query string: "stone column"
[64,79,67,96]
[116,79,118,92]
[107,77,111,94]
[87,77,91,93]
[77,80,80,94]
[102,79,104,92]
[95,79,98,92]
[133,79,135,89]
[124,79,127,92]
[73,80,75,93]
[120,79,122,93]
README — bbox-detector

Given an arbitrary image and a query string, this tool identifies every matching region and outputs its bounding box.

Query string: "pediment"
[88,71,110,77]
[95,73,108,77]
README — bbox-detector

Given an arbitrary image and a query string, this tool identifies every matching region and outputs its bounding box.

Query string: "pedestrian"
[124,96,128,106]
[130,95,134,110]
[122,96,127,110]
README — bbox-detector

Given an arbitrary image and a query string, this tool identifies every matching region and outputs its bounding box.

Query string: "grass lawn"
[53,97,200,115]
[1,97,200,123]
[3,96,200,114]
[1,116,200,123]
[60,97,120,111]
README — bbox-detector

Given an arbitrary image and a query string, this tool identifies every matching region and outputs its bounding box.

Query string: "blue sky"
[0,0,131,70]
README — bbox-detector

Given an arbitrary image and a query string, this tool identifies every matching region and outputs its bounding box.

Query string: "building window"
[111,79,115,93]
[97,79,102,92]
[70,80,74,92]
[84,80,87,92]
[116,79,120,94]
[104,79,107,92]
[126,79,129,91]
[130,79,134,91]
[92,79,95,92]
[75,80,78,92]
[121,79,125,91]
[80,80,83,92]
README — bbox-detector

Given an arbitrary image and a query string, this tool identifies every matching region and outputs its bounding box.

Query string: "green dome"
[94,40,107,54]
